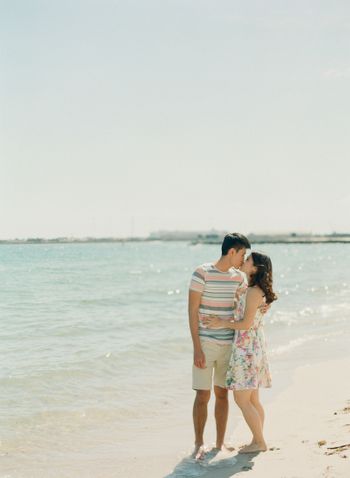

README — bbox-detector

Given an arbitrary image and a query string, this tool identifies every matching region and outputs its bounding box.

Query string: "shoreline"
[1,237,350,245]
[2,349,349,477]
[1,240,350,245]
[163,357,350,478]
[122,356,350,478]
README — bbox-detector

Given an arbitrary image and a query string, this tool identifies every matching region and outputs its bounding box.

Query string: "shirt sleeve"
[189,266,206,293]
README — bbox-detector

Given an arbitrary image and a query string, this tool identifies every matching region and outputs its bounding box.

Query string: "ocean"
[1,242,350,477]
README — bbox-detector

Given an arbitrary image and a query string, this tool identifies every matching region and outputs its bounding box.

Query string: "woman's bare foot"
[214,444,236,452]
[238,442,267,454]
[222,444,236,452]
[238,440,255,449]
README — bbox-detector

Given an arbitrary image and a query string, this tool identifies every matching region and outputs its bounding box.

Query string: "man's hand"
[259,303,271,314]
[194,348,206,369]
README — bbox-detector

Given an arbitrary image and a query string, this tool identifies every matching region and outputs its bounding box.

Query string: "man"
[188,233,251,458]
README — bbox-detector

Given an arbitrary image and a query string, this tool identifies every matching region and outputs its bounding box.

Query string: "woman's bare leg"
[250,389,265,431]
[234,390,267,453]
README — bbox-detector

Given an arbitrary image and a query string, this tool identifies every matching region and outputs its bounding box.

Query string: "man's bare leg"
[193,389,210,456]
[214,385,229,450]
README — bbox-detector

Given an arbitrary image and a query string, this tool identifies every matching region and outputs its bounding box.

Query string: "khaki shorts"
[192,340,232,390]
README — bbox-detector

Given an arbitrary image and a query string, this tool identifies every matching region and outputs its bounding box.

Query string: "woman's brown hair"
[250,252,277,304]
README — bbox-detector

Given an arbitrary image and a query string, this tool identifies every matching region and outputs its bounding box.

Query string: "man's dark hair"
[221,233,251,256]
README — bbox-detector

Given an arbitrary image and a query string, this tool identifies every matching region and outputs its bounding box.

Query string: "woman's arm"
[202,287,264,331]
[201,316,235,329]
[230,287,264,330]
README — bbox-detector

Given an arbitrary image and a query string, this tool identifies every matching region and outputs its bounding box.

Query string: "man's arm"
[188,290,206,369]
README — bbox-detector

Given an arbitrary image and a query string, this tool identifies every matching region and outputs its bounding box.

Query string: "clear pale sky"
[1,1,349,238]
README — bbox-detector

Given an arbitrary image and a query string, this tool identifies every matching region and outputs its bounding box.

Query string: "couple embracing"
[188,233,277,458]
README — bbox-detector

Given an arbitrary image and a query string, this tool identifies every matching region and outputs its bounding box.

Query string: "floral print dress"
[226,287,272,390]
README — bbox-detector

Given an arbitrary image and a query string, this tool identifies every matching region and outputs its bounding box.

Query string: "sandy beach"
[136,356,350,478]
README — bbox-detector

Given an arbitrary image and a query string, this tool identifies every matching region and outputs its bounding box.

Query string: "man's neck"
[214,257,232,273]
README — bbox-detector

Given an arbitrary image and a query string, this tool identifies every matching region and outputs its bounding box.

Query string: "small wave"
[270,331,342,356]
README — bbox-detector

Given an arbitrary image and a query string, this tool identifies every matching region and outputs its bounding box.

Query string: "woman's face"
[241,254,257,275]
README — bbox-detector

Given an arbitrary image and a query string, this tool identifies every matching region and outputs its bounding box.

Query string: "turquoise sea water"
[1,242,350,477]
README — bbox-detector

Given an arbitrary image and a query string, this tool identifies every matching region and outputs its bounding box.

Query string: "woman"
[202,252,277,454]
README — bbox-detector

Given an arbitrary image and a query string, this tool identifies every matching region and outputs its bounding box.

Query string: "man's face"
[229,247,246,269]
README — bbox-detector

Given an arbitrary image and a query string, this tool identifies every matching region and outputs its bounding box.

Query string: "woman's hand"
[259,303,271,314]
[201,315,226,329]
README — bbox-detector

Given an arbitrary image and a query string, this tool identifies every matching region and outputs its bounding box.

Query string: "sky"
[1,0,350,238]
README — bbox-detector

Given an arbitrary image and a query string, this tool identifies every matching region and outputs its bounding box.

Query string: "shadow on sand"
[164,449,260,478]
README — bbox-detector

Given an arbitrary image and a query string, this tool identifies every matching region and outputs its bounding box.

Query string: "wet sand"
[160,357,350,478]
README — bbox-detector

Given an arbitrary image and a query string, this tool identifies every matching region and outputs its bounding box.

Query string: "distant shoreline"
[1,235,350,245]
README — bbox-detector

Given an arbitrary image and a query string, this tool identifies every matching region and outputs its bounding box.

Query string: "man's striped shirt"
[189,263,245,344]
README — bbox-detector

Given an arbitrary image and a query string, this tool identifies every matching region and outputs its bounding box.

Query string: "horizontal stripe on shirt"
[189,262,246,343]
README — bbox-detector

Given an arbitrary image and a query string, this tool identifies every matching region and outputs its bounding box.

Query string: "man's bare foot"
[191,445,206,460]
[238,442,267,454]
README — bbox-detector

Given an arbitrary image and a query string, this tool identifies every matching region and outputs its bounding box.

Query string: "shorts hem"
[213,383,227,389]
